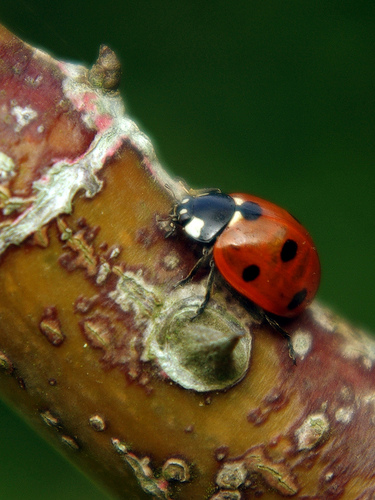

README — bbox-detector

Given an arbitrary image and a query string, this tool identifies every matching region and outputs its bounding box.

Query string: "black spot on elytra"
[287,288,307,310]
[280,239,298,262]
[239,201,262,221]
[242,264,260,282]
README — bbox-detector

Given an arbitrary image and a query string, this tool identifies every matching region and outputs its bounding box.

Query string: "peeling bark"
[0,24,375,499]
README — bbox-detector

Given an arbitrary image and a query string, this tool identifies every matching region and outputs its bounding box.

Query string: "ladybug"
[171,190,320,320]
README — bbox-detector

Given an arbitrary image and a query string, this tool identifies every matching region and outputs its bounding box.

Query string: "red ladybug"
[173,190,320,319]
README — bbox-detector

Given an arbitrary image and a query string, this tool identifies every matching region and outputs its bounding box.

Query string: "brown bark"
[0,24,375,499]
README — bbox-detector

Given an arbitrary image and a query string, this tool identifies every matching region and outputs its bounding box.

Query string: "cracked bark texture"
[1,24,375,500]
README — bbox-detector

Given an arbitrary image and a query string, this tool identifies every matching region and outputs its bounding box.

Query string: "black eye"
[176,198,194,225]
[178,208,191,223]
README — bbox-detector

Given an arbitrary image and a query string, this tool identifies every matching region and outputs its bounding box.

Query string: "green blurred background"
[0,1,375,498]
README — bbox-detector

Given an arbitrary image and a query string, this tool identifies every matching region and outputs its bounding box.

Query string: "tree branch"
[1,25,375,499]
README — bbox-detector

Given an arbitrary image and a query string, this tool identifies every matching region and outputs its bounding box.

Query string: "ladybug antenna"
[164,183,178,201]
[264,314,297,365]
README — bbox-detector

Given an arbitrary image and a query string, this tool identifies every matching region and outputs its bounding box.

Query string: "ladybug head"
[175,197,195,226]
[174,195,210,242]
[174,192,236,244]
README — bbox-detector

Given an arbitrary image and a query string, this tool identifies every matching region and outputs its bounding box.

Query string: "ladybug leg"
[156,213,176,238]
[173,178,222,197]
[263,314,297,365]
[157,199,178,238]
[193,187,222,197]
[191,259,216,319]
[174,246,212,289]
[173,247,216,319]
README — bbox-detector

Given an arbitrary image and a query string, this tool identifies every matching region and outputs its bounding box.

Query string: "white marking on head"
[179,208,188,215]
[228,210,243,227]
[181,198,190,204]
[184,216,204,239]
